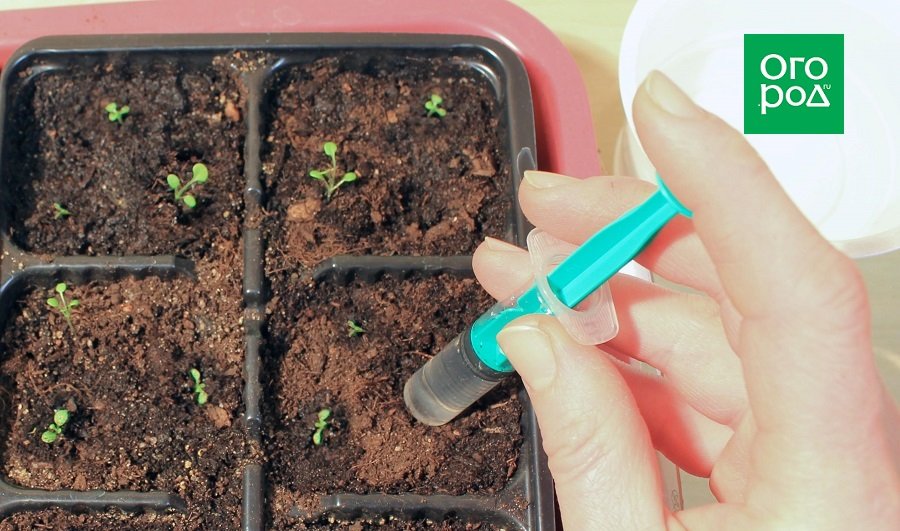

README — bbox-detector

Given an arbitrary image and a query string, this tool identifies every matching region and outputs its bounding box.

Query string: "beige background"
[2,0,897,510]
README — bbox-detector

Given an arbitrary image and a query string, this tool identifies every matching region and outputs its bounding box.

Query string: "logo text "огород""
[744,34,844,134]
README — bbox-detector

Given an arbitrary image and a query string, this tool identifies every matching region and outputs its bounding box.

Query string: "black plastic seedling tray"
[0,34,551,530]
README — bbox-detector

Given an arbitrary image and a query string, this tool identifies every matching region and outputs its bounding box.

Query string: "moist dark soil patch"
[0,510,501,531]
[263,57,513,270]
[0,508,212,531]
[0,256,249,530]
[3,57,245,258]
[264,275,522,527]
[0,44,534,529]
[280,515,503,531]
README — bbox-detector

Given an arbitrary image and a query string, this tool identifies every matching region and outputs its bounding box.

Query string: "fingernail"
[497,323,557,391]
[644,70,701,118]
[523,170,577,189]
[483,237,522,253]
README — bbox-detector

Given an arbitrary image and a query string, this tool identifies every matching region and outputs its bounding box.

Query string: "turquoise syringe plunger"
[403,176,692,426]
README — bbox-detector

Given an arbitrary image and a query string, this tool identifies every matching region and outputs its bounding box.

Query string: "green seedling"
[46,282,79,333]
[312,408,332,446]
[347,320,365,337]
[53,203,71,219]
[189,368,208,405]
[41,409,70,444]
[167,163,209,209]
[104,102,130,123]
[308,141,358,201]
[424,94,447,118]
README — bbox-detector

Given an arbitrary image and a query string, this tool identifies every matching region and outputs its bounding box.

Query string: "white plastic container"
[616,0,900,257]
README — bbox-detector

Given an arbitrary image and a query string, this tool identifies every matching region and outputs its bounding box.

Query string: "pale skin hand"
[472,71,900,530]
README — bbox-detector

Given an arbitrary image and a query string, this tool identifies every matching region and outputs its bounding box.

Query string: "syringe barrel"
[403,326,509,426]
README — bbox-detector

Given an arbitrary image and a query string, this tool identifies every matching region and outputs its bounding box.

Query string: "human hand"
[472,71,900,530]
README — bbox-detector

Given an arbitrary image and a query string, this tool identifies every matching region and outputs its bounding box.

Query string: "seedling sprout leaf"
[424,93,447,118]
[312,407,332,445]
[41,409,69,444]
[189,368,209,405]
[192,163,208,183]
[105,102,130,123]
[168,164,209,208]
[46,282,77,333]
[53,203,71,219]
[308,141,359,200]
[347,320,365,337]
[53,409,69,427]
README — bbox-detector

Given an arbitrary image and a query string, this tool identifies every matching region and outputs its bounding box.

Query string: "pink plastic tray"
[0,0,601,178]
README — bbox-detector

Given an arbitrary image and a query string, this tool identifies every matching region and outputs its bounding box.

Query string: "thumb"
[497,315,668,530]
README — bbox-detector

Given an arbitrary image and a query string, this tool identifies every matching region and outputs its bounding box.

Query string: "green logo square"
[744,34,843,134]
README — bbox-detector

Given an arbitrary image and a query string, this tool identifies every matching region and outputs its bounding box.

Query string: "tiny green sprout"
[167,163,209,209]
[308,141,358,201]
[40,409,70,444]
[347,320,365,337]
[424,94,447,118]
[312,408,332,446]
[189,368,208,405]
[46,282,79,333]
[53,203,71,220]
[104,102,130,123]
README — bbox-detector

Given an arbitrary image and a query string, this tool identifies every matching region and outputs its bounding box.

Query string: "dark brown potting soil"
[0,508,214,531]
[290,516,503,530]
[263,57,514,270]
[0,49,527,530]
[0,510,502,531]
[0,252,250,530]
[3,57,245,258]
[264,276,523,528]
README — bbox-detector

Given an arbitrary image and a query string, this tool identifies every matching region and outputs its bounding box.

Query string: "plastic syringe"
[403,177,691,426]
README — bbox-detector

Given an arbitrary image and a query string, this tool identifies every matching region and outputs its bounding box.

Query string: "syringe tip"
[403,330,507,426]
